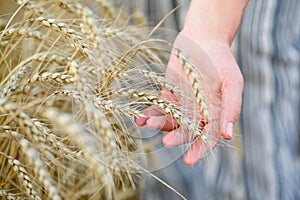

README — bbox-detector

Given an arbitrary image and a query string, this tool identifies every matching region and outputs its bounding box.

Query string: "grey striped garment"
[138,0,300,200]
[237,1,300,200]
[131,0,189,29]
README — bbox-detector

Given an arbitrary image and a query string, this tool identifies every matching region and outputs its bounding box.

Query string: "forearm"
[183,0,249,44]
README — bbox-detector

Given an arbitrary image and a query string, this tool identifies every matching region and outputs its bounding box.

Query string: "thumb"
[220,74,244,140]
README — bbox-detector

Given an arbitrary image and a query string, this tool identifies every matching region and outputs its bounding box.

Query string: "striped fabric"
[131,0,189,30]
[140,0,300,200]
[237,0,300,199]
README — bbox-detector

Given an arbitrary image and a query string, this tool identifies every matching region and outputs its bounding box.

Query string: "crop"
[0,1,212,199]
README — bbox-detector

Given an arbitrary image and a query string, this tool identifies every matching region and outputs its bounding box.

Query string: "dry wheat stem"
[0,152,41,200]
[116,88,207,142]
[0,0,216,199]
[42,108,117,199]
[9,131,61,200]
[0,52,58,88]
[69,59,122,173]
[94,0,115,19]
[34,17,92,55]
[52,0,102,47]
[0,99,72,167]
[32,119,84,159]
[127,69,192,100]
[97,38,169,93]
[0,98,46,144]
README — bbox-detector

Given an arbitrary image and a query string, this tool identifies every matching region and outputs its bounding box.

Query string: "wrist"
[183,0,248,45]
[180,26,229,47]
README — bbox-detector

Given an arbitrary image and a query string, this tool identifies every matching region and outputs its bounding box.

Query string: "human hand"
[136,31,244,166]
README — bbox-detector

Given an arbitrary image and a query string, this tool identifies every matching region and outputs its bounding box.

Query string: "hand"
[136,31,244,166]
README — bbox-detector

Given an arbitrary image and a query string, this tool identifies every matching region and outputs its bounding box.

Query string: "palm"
[137,33,243,166]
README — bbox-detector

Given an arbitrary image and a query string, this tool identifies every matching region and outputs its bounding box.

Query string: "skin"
[137,0,249,166]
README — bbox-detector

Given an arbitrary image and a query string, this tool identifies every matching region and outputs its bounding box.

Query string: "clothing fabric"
[237,1,300,199]
[131,0,188,30]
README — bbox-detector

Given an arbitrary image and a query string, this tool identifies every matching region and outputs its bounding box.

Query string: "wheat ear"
[9,131,61,200]
[0,190,23,200]
[116,88,207,141]
[176,49,212,123]
[0,152,41,200]
[42,108,117,199]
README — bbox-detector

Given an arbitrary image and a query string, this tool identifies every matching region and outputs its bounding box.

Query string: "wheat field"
[0,0,215,199]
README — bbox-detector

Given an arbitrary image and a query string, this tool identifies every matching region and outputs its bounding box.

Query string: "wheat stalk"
[0,152,41,200]
[0,1,213,199]
[9,131,61,200]
[175,49,212,122]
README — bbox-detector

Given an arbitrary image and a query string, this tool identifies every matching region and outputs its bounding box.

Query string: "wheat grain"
[176,49,212,123]
[42,108,117,199]
[0,99,73,166]
[116,88,207,141]
[69,58,124,174]
[28,71,74,84]
[34,17,92,55]
[32,118,83,159]
[0,190,23,200]
[53,1,101,45]
[2,27,46,41]
[0,65,31,98]
[0,152,41,200]
[130,69,192,99]
[0,98,46,144]
[9,131,61,200]
[0,0,215,199]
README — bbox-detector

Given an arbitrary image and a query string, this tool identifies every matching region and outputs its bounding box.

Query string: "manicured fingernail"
[227,122,233,138]
[135,117,148,126]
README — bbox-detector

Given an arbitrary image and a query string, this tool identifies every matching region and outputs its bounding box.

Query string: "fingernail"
[227,122,233,138]
[135,117,148,126]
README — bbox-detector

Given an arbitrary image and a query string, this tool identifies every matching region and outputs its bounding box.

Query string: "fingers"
[184,140,203,166]
[184,130,220,166]
[136,89,180,130]
[135,106,179,131]
[220,73,244,140]
[135,117,148,126]
[162,127,194,147]
[184,140,213,166]
[163,122,220,166]
[135,106,164,127]
[163,130,207,166]
[147,116,178,131]
[135,102,180,130]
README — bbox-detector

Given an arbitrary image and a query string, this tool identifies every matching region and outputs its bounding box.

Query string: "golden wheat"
[0,0,213,199]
